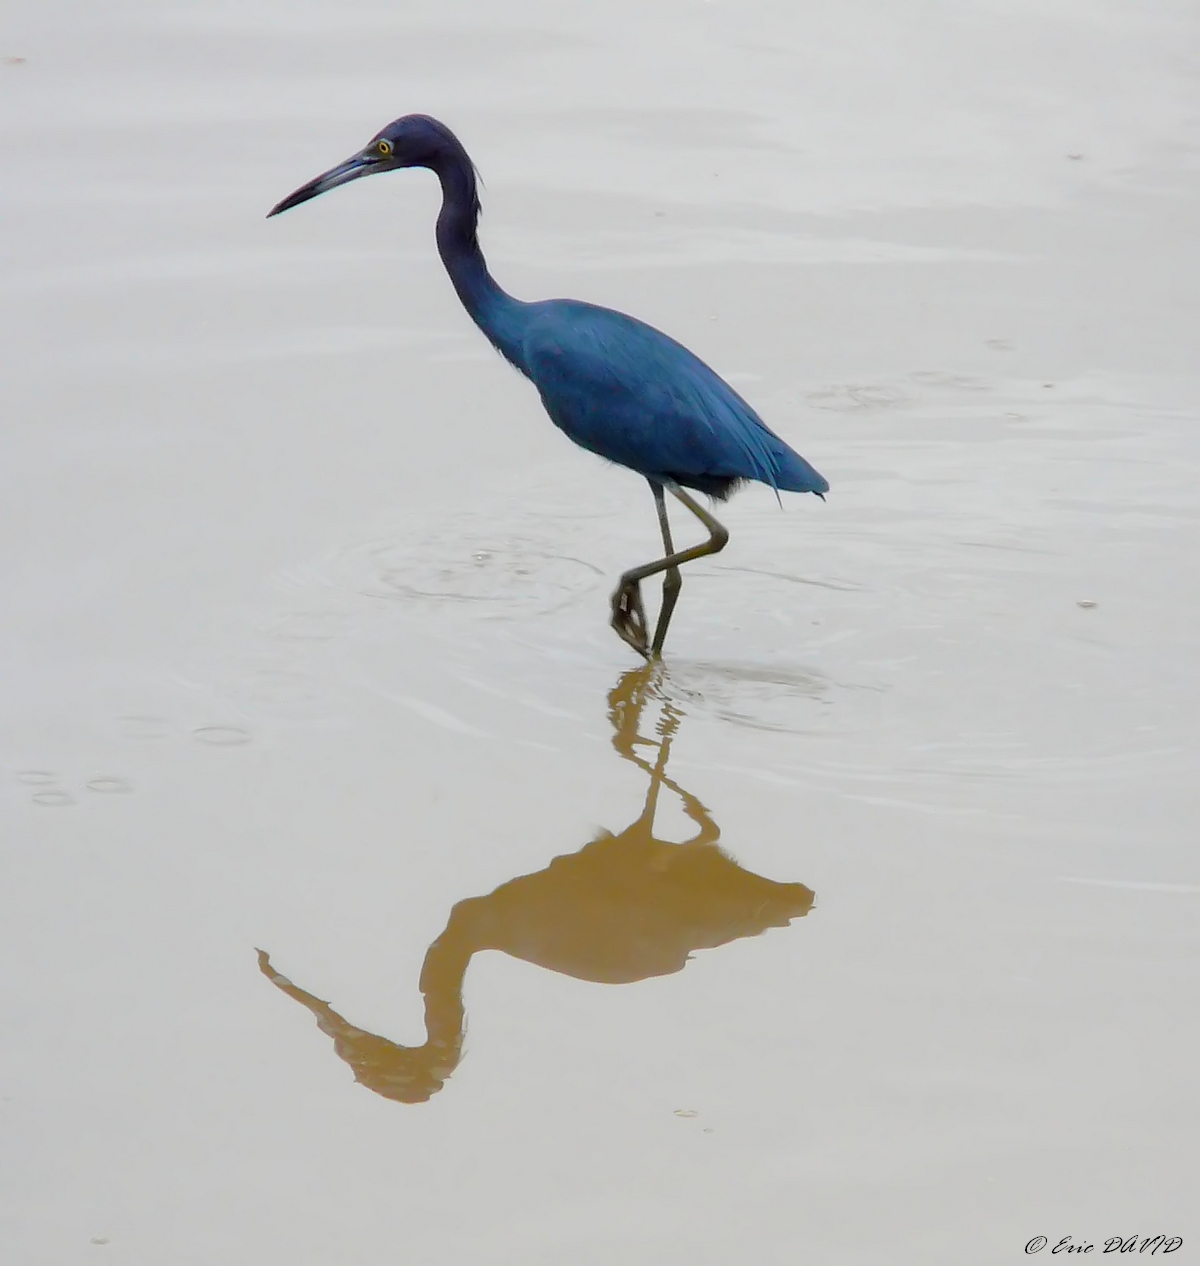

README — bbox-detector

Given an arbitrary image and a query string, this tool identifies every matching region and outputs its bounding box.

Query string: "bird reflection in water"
[258,665,814,1104]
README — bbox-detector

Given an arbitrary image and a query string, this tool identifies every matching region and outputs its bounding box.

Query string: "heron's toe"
[610,582,650,657]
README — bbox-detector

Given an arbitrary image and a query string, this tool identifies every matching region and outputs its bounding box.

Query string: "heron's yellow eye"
[376,138,393,157]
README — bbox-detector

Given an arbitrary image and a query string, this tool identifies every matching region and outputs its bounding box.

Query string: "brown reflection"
[258,665,814,1104]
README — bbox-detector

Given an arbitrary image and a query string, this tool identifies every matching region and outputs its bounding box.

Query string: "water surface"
[2,2,1198,1262]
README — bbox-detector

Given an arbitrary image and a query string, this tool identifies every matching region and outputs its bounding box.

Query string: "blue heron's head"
[267,114,459,217]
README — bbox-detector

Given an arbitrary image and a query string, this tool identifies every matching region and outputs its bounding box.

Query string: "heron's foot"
[610,580,650,658]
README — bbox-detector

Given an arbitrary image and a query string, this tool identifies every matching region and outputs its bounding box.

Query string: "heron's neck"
[431,150,528,371]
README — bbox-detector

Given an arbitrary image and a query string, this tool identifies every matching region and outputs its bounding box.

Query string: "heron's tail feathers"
[771,446,829,496]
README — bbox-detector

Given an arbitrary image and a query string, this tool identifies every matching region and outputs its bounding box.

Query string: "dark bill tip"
[266,153,375,218]
[266,182,320,218]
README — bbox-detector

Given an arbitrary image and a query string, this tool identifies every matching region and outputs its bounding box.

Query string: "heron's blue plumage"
[517,299,828,499]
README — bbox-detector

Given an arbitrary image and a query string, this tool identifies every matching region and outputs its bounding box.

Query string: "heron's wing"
[522,302,827,494]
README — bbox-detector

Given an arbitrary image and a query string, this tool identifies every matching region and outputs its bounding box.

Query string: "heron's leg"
[651,482,683,656]
[611,482,729,657]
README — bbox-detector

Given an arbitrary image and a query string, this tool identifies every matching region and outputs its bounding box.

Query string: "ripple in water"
[341,531,604,617]
[807,383,912,412]
[116,715,172,741]
[87,777,133,794]
[658,661,829,734]
[192,725,253,746]
[32,789,74,808]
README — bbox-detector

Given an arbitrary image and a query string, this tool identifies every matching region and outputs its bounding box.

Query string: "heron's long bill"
[267,153,375,217]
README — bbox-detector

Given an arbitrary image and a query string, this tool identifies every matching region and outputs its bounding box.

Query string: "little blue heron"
[269,114,828,656]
